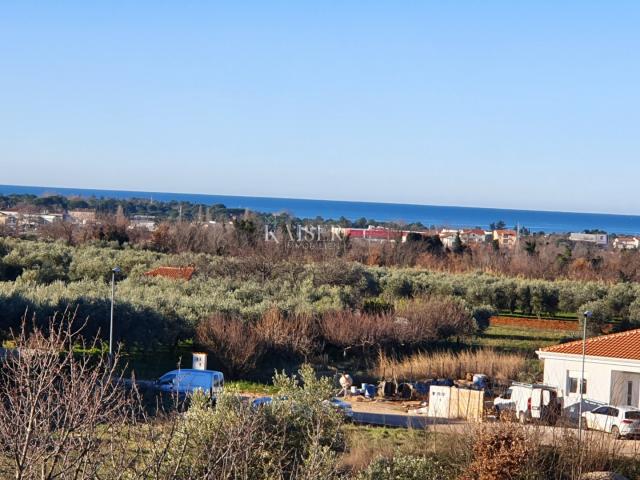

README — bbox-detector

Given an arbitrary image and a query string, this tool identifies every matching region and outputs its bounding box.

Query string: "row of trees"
[1,238,640,347]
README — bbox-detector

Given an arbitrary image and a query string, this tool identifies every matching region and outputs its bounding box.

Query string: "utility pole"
[578,310,592,453]
[109,266,122,357]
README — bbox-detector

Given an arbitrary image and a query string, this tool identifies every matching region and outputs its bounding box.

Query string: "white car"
[582,405,640,439]
[493,383,559,423]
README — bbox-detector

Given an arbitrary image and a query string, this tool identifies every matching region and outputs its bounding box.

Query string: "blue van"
[155,369,224,398]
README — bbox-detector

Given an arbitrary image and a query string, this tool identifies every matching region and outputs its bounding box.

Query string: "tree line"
[0,238,638,351]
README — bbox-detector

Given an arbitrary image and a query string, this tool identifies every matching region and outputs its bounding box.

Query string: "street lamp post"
[109,266,121,357]
[578,310,592,446]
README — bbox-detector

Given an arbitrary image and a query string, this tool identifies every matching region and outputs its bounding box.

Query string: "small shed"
[428,385,484,421]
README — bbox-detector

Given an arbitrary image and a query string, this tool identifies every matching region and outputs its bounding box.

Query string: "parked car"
[494,383,560,423]
[251,396,353,419]
[582,405,640,439]
[155,369,224,398]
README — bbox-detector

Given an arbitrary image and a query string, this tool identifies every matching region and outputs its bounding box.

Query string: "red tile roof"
[144,266,195,281]
[539,328,640,360]
[343,228,406,239]
[462,229,486,236]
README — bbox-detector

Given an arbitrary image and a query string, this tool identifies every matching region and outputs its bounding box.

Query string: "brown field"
[374,349,527,383]
[490,315,579,331]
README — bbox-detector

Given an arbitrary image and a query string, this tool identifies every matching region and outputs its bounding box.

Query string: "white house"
[613,236,640,250]
[568,232,608,246]
[460,229,488,244]
[537,329,640,417]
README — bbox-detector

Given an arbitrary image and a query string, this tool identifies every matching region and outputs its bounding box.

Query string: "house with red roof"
[613,236,640,250]
[493,229,518,248]
[537,329,640,414]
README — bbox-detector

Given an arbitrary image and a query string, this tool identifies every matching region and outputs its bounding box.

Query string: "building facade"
[537,329,640,416]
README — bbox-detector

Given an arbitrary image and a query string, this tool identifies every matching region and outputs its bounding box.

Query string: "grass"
[226,380,278,395]
[496,310,579,320]
[341,425,431,472]
[472,325,578,353]
[374,349,528,383]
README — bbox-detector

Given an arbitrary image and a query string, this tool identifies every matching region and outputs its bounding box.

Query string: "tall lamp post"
[109,266,121,357]
[578,310,592,446]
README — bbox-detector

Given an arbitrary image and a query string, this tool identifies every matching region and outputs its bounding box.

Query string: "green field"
[472,325,578,353]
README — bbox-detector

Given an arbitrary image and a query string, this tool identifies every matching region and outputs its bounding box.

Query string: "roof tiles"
[144,266,195,281]
[540,328,640,360]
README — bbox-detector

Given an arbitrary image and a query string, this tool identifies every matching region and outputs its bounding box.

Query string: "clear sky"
[1,2,639,214]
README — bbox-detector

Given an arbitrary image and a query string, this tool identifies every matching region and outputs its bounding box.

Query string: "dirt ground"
[344,396,426,415]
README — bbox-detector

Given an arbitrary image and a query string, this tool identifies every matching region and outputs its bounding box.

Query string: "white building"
[568,232,608,246]
[613,236,640,250]
[537,329,640,417]
[460,229,489,244]
[129,215,157,231]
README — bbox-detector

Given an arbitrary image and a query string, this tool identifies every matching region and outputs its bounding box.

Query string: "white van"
[156,369,224,398]
[494,383,560,423]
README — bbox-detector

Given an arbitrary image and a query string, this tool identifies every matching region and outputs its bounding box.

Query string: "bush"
[395,296,474,341]
[195,314,264,376]
[471,305,496,333]
[161,365,344,479]
[462,424,534,480]
[362,297,394,315]
[357,455,453,480]
[383,274,413,299]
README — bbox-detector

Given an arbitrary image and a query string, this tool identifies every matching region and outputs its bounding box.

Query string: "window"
[569,377,587,395]
[609,408,619,417]
[158,373,176,385]
[628,381,634,406]
[625,411,640,420]
[592,407,608,415]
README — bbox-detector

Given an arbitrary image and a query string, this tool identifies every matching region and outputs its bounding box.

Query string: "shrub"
[160,366,344,479]
[357,455,453,480]
[394,296,474,341]
[462,424,534,480]
[471,305,496,333]
[362,297,394,315]
[383,274,413,299]
[319,310,394,351]
[195,314,264,376]
[255,307,318,358]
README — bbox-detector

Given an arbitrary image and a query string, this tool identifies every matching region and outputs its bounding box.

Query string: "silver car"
[582,405,640,439]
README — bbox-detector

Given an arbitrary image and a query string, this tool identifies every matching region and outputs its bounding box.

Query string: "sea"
[2,184,640,235]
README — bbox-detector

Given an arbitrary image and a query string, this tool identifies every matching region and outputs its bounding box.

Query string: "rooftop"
[144,266,195,281]
[539,328,640,361]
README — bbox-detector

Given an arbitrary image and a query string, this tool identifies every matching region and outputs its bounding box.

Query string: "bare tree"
[0,310,131,480]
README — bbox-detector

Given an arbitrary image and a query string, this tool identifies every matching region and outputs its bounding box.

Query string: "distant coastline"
[2,184,640,234]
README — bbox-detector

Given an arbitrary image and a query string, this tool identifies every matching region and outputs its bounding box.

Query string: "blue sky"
[1,2,639,214]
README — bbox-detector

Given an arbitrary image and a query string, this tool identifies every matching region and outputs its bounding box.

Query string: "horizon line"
[1,183,639,219]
